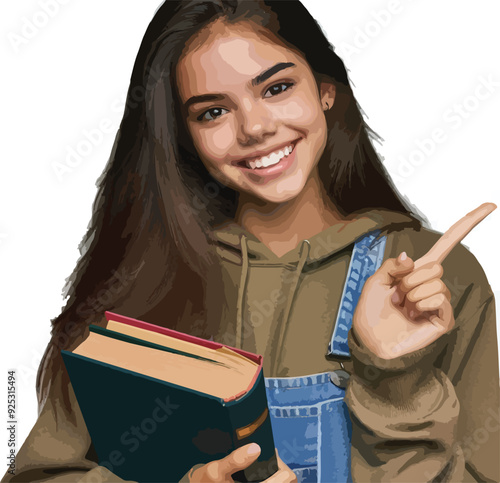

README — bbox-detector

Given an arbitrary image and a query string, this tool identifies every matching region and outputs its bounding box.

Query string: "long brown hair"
[37,0,420,409]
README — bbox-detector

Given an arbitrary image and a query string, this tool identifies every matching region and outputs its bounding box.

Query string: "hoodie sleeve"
[0,343,203,483]
[345,241,499,482]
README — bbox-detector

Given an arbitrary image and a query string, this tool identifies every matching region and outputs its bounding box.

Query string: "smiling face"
[176,20,335,204]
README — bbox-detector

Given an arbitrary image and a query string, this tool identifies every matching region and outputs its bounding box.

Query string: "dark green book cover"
[61,323,278,483]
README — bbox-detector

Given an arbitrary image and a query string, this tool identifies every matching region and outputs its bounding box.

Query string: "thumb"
[216,443,261,477]
[374,252,414,286]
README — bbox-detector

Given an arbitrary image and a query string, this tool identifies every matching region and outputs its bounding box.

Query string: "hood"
[210,209,420,360]
[212,208,419,265]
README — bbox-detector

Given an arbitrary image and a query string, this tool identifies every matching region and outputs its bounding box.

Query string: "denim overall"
[264,231,387,483]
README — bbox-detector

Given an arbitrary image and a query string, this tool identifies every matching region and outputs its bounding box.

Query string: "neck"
[234,169,345,256]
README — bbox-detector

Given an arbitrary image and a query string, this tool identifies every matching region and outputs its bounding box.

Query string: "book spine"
[226,369,278,482]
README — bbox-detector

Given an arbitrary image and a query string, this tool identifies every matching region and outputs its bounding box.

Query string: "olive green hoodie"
[2,209,499,482]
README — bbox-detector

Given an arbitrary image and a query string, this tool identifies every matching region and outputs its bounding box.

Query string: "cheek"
[198,122,235,161]
[274,96,321,126]
[276,100,305,120]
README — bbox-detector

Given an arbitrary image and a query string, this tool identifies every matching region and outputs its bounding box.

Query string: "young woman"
[2,1,498,482]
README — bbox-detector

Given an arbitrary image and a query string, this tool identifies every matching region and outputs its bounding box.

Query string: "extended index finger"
[416,203,496,267]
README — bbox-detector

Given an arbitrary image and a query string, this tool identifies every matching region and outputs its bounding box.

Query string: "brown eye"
[197,107,229,122]
[264,82,294,98]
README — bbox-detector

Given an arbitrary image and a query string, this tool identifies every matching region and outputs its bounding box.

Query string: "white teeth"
[244,144,294,169]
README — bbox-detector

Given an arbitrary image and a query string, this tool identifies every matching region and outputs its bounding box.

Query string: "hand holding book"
[187,444,296,482]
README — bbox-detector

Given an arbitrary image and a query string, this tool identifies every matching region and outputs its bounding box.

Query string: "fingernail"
[247,443,260,455]
[400,252,407,261]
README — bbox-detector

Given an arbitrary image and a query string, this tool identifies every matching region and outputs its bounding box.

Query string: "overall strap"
[327,230,387,358]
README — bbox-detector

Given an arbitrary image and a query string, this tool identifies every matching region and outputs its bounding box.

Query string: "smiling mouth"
[234,140,300,170]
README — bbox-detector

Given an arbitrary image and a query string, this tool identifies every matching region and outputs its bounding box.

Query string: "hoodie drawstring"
[271,239,311,374]
[236,235,311,371]
[236,235,249,349]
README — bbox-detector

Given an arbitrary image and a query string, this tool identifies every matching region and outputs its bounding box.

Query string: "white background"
[1,0,499,455]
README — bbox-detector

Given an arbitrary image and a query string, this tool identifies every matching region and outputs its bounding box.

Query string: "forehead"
[176,21,305,99]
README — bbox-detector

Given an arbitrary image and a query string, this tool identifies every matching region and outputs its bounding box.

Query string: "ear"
[320,81,336,111]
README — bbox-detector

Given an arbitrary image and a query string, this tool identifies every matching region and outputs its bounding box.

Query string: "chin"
[247,186,304,205]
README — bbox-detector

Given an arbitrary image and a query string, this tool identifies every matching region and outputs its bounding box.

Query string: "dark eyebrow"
[252,62,296,86]
[183,62,296,111]
[184,93,226,111]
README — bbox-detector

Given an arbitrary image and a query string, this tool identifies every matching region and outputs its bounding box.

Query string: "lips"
[232,139,300,168]
[232,139,299,179]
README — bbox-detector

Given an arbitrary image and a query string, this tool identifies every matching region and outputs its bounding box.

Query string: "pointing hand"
[352,203,496,359]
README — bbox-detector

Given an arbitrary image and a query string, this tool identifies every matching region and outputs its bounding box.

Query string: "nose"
[236,99,277,146]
